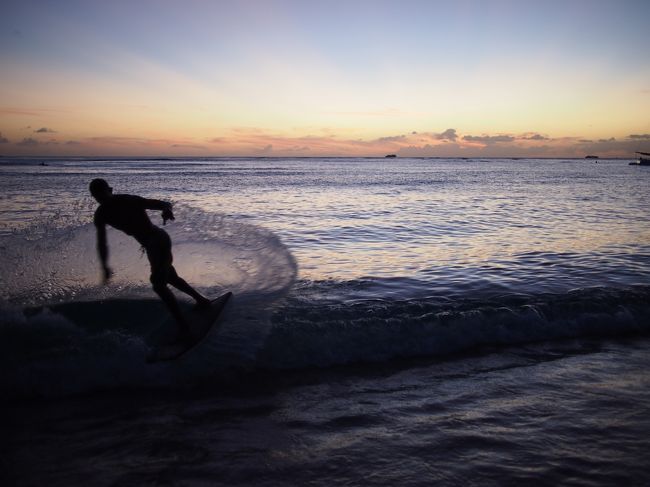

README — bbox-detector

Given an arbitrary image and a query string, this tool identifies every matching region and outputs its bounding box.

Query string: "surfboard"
[146,291,232,363]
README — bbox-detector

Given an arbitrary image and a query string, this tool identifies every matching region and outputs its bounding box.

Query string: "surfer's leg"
[147,233,192,342]
[151,273,191,338]
[168,266,210,307]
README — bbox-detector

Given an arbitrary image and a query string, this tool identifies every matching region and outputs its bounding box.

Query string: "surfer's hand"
[162,206,175,225]
[102,266,113,284]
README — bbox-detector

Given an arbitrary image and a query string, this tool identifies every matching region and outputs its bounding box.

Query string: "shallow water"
[2,157,649,485]
[6,337,650,486]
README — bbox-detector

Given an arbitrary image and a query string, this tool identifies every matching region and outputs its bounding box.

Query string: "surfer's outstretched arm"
[94,220,113,283]
[142,198,171,211]
[142,198,175,225]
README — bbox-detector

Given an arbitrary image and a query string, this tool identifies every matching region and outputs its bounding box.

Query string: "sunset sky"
[1,0,649,157]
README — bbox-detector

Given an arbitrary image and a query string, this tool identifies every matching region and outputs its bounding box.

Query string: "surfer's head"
[89,178,112,202]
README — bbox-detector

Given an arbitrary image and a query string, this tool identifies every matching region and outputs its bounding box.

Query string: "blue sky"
[1,0,649,156]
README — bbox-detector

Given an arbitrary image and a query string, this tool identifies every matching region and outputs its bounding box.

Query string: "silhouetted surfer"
[89,178,209,343]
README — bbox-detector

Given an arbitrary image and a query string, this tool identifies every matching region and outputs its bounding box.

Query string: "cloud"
[89,136,133,144]
[572,135,650,156]
[170,143,206,150]
[5,108,41,116]
[17,137,39,147]
[434,128,458,141]
[88,136,175,145]
[462,134,515,144]
[204,127,569,157]
[8,124,642,157]
[522,133,550,141]
[0,132,8,144]
[399,142,463,157]
[285,145,311,152]
[0,107,69,116]
[377,135,407,143]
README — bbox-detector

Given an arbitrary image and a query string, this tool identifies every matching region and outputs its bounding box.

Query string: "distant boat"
[385,154,397,158]
[585,155,599,159]
[629,151,650,166]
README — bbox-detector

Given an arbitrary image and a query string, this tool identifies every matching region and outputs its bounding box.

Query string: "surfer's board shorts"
[143,226,174,285]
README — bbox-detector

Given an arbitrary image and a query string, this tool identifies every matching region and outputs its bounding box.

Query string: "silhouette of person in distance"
[89,178,210,344]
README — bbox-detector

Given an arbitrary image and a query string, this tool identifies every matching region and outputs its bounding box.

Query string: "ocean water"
[2,157,650,486]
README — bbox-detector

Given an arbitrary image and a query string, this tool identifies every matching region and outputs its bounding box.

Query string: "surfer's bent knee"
[150,272,167,291]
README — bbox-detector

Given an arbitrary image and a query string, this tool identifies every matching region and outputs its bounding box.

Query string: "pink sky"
[1,1,649,157]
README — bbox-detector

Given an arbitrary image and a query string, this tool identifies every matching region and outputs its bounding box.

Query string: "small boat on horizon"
[629,151,650,166]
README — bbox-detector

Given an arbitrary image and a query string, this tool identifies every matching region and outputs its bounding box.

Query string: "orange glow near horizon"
[1,1,649,158]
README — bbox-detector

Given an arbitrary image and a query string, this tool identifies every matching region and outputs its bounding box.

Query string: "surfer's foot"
[194,297,211,310]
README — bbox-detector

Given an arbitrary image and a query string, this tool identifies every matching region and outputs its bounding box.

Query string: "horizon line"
[0,154,639,161]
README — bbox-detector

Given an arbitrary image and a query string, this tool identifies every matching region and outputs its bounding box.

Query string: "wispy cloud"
[4,126,649,157]
[463,134,516,144]
[1,108,41,116]
[285,145,311,152]
[89,136,145,145]
[377,135,407,143]
[434,128,458,141]
[88,136,175,145]
[203,127,649,157]
[399,143,463,157]
[170,143,206,150]
[0,107,69,116]
[16,137,39,147]
[521,133,550,141]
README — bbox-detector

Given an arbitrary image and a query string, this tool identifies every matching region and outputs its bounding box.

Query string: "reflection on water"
[1,157,648,296]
